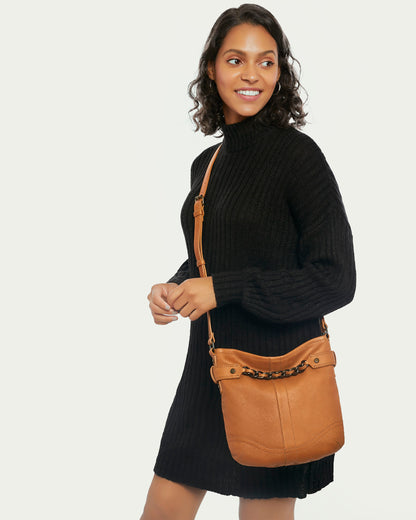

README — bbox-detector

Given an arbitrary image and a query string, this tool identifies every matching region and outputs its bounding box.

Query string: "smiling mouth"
[235,89,262,96]
[234,89,263,101]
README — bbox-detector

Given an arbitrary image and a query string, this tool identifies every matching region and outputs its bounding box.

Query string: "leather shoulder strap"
[193,144,222,348]
[193,144,222,277]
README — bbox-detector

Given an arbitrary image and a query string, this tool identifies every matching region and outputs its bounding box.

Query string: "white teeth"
[236,90,260,96]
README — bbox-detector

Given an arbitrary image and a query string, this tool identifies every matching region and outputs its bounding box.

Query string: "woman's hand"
[147,282,180,325]
[166,276,217,321]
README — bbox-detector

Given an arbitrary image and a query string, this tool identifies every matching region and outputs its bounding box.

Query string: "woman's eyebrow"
[222,48,276,57]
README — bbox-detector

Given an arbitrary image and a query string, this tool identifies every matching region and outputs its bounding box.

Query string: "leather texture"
[208,334,344,467]
[193,145,345,467]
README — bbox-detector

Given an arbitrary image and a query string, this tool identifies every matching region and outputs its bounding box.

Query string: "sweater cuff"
[211,271,246,308]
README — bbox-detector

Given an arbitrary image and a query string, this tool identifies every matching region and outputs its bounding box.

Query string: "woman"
[143,4,356,519]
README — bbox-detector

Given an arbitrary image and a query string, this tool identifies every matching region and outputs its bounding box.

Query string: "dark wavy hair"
[188,3,308,135]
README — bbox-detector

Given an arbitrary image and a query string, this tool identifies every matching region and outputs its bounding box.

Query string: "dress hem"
[153,462,334,500]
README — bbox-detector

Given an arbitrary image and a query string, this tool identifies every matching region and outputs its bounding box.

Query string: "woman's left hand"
[166,276,217,321]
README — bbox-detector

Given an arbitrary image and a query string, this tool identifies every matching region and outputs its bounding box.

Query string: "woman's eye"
[227,58,274,67]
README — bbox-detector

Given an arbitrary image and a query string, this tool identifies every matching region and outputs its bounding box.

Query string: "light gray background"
[1,1,415,518]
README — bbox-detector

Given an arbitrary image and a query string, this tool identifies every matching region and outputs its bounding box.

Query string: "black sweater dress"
[153,116,356,499]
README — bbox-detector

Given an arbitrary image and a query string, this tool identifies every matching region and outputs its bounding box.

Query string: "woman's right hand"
[147,283,180,325]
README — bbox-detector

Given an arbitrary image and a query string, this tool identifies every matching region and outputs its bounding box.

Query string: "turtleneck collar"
[220,116,271,153]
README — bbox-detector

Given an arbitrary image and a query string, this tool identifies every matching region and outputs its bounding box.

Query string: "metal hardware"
[320,317,329,337]
[230,368,236,374]
[241,360,308,380]
[314,358,320,364]
[194,194,205,205]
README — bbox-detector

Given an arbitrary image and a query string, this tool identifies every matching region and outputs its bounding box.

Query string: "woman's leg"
[239,496,296,520]
[140,474,207,520]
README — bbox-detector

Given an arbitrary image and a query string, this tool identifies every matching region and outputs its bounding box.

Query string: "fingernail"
[165,304,170,310]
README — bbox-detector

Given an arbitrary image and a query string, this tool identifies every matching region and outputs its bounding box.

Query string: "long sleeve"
[166,259,190,285]
[211,137,356,324]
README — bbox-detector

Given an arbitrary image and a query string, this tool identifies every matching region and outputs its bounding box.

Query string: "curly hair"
[188,3,308,135]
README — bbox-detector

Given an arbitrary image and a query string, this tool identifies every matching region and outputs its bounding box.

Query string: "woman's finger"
[149,303,179,324]
[188,308,202,321]
[149,286,175,313]
[177,301,197,319]
[153,313,179,325]
[149,301,178,315]
[166,284,185,309]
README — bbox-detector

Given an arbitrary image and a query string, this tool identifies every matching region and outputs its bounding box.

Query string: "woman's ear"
[207,62,215,81]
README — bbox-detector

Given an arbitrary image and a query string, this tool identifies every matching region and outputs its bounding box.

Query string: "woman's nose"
[240,63,259,82]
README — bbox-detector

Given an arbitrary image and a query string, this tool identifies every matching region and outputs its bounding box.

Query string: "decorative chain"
[241,360,308,380]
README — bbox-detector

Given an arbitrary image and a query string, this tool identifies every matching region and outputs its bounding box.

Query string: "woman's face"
[208,23,281,125]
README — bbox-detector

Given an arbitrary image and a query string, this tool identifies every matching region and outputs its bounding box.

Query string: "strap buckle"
[194,194,205,205]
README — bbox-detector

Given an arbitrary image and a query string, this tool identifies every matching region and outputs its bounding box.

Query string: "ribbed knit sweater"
[153,116,356,499]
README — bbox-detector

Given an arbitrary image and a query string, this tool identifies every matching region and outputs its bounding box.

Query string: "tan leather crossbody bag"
[193,144,345,467]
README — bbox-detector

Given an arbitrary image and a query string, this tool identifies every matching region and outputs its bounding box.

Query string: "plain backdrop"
[1,1,415,518]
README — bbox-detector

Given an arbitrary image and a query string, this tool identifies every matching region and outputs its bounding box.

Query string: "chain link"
[241,360,308,380]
